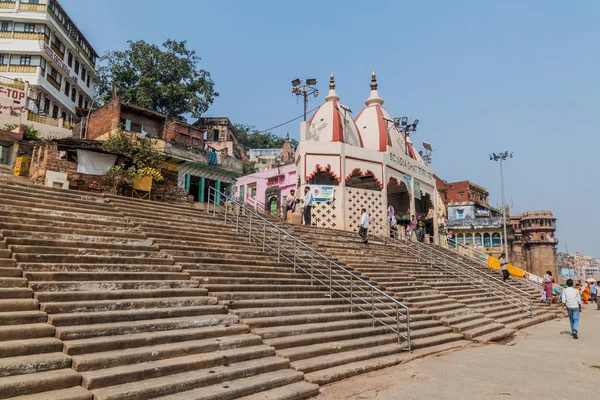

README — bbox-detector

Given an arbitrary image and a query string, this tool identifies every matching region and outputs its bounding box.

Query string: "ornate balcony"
[8,65,36,73]
[0,2,15,10]
[27,113,59,127]
[13,32,45,41]
[19,3,47,11]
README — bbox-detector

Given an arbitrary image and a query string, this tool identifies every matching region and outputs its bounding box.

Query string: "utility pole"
[291,78,318,121]
[489,151,513,262]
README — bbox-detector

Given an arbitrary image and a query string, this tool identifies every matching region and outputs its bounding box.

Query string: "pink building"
[236,163,297,215]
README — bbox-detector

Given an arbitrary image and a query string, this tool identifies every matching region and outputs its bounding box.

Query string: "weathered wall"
[525,243,558,278]
[164,121,205,147]
[86,100,120,140]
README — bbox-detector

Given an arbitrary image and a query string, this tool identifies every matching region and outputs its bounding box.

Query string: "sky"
[61,0,599,257]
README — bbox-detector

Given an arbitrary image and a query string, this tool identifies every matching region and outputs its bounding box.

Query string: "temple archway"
[387,177,410,222]
[345,168,382,191]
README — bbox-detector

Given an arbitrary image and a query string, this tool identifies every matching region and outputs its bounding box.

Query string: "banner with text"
[312,185,335,202]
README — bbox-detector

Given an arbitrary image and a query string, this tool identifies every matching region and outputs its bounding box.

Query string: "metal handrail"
[444,237,563,294]
[207,188,412,349]
[370,220,533,317]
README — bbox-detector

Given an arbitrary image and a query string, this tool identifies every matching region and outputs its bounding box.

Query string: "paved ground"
[316,305,599,400]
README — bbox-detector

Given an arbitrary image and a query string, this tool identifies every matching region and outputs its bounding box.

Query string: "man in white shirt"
[499,253,509,282]
[302,186,313,226]
[358,208,369,244]
[562,279,582,339]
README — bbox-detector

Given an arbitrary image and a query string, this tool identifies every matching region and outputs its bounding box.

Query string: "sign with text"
[0,85,26,103]
[312,185,335,203]
[0,101,26,116]
[388,150,434,185]
[40,41,71,76]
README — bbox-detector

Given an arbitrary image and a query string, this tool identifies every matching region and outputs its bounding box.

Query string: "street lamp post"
[489,151,513,261]
[292,78,318,121]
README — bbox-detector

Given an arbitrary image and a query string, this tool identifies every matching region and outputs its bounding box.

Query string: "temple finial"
[370,70,378,91]
[329,73,335,90]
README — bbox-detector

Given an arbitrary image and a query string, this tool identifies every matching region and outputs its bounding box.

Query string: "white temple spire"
[365,70,384,106]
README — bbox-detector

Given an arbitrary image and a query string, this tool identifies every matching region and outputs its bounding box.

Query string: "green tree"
[102,130,165,170]
[242,161,258,175]
[97,40,218,119]
[3,124,40,141]
[234,123,298,150]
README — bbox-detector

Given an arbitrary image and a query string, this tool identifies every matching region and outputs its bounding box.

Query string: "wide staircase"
[0,180,319,400]
[106,196,470,386]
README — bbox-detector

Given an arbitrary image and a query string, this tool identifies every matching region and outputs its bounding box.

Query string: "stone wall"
[164,121,205,147]
[86,100,120,140]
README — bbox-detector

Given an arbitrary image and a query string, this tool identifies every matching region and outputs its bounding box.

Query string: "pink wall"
[236,163,297,208]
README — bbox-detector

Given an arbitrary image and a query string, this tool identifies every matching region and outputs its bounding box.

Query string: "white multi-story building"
[0,0,97,126]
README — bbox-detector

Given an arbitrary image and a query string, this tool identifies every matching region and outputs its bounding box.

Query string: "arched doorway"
[387,177,410,222]
[345,169,382,191]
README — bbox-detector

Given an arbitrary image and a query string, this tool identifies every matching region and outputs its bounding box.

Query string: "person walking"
[562,279,582,339]
[358,208,369,244]
[499,253,509,282]
[282,190,296,222]
[590,281,597,303]
[302,186,313,226]
[409,215,417,240]
[543,271,554,306]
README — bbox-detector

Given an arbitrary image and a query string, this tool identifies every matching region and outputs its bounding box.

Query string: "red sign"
[0,85,25,102]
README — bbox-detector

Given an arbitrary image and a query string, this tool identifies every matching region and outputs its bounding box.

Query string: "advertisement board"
[311,185,335,202]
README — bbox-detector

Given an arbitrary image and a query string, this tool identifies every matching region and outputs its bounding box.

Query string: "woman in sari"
[582,283,590,304]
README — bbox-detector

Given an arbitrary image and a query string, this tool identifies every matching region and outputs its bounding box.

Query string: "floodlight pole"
[491,151,512,262]
[292,79,318,121]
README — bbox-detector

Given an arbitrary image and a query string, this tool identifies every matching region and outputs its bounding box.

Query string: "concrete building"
[84,98,243,203]
[247,134,294,172]
[193,117,245,161]
[0,0,97,126]
[236,163,297,216]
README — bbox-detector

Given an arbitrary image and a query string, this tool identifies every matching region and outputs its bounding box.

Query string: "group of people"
[280,186,315,227]
[386,206,426,242]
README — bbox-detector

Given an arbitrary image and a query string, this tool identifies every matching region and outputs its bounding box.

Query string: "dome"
[355,71,426,164]
[307,74,364,147]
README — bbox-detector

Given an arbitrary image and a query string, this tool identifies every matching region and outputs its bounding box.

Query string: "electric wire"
[256,106,320,133]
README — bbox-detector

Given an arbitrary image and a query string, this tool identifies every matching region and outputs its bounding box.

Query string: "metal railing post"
[350,275,353,312]
[407,310,412,352]
[224,200,228,224]
[277,231,281,263]
[329,260,332,297]
[371,286,375,327]
[248,213,252,242]
[262,222,266,251]
[293,242,297,273]
[235,209,239,233]
[396,303,400,344]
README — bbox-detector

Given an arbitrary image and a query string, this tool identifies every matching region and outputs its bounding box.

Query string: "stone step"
[74,334,265,375]
[451,317,496,333]
[10,243,158,255]
[505,313,556,330]
[0,198,120,219]
[2,230,147,245]
[188,269,303,280]
[48,305,228,326]
[462,323,506,340]
[203,284,327,293]
[29,280,198,292]
[0,298,38,312]
[441,312,485,327]
[0,352,71,378]
[24,271,188,282]
[302,340,471,386]
[0,310,48,325]
[89,356,290,400]
[63,324,250,356]
[242,311,368,328]
[254,319,385,340]
[472,328,516,343]
[223,296,392,309]
[195,276,313,286]
[21,263,183,273]
[148,368,309,400]
[0,267,21,277]
[0,206,127,228]
[0,323,55,341]
[232,304,359,319]
[265,325,392,350]
[41,296,218,314]
[236,380,319,400]
[0,368,83,399]
[211,291,330,301]
[277,334,399,362]
[15,253,174,265]
[35,288,207,303]
[55,314,239,340]
[0,278,28,288]
[2,386,92,400]
[0,337,63,358]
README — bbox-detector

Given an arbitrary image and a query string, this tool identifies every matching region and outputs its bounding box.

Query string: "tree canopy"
[234,123,298,150]
[97,40,218,119]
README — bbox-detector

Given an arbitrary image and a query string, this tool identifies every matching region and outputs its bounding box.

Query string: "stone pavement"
[316,304,599,400]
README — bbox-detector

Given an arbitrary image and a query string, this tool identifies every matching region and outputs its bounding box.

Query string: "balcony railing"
[19,3,47,11]
[0,2,15,10]
[13,32,46,41]
[0,32,11,39]
[46,74,61,91]
[0,74,25,90]
[8,65,36,73]
[27,113,59,127]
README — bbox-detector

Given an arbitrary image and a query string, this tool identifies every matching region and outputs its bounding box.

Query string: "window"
[456,209,464,220]
[0,144,14,166]
[0,54,4,64]
[86,75,90,87]
[24,23,35,33]
[0,21,9,32]
[64,81,70,96]
[19,55,31,66]
[212,129,219,141]
[129,122,142,133]
[67,52,73,67]
[51,104,58,119]
[492,233,502,247]
[84,100,88,109]
[81,67,86,80]
[475,233,482,246]
[459,191,464,199]
[457,234,464,244]
[78,94,83,108]
[449,235,456,248]
[192,137,200,146]
[74,60,79,74]
[179,133,190,143]
[49,66,59,81]
[71,88,76,102]
[483,233,491,248]
[464,233,473,246]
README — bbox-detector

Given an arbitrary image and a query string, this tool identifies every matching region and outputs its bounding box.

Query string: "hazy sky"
[62,0,599,257]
